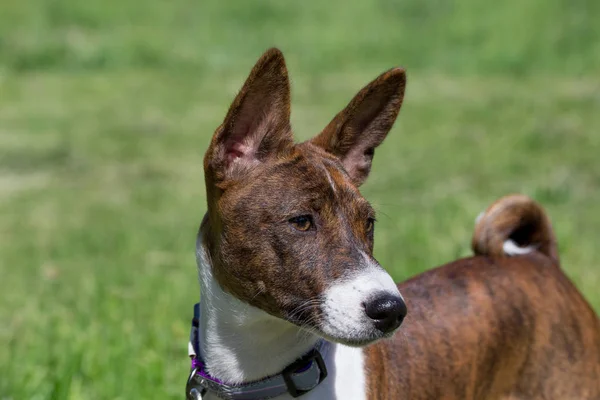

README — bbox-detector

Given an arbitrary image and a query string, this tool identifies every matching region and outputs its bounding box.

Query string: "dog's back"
[366,195,600,399]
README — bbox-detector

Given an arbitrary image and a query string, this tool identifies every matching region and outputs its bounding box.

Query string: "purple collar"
[186,303,330,399]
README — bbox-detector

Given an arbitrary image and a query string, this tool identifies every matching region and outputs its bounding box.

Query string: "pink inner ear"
[225,140,253,165]
[223,109,260,166]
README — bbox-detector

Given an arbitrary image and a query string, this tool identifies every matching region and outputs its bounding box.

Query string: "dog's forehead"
[267,143,360,197]
[222,143,367,212]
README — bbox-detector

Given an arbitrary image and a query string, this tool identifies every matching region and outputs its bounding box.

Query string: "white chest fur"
[307,343,367,400]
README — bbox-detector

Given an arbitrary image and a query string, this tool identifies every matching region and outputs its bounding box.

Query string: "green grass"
[0,0,599,398]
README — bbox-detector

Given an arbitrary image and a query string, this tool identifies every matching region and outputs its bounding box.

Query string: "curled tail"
[472,194,559,265]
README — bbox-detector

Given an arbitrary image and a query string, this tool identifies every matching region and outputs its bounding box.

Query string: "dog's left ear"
[310,68,406,186]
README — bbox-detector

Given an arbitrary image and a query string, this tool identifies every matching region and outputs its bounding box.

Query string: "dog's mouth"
[315,326,395,347]
[287,316,400,347]
[285,315,385,347]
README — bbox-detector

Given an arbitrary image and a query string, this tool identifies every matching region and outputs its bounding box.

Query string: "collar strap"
[186,303,329,400]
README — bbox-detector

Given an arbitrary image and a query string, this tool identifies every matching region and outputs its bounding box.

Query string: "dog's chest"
[313,344,367,400]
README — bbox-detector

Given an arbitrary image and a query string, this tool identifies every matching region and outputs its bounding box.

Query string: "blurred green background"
[0,0,599,398]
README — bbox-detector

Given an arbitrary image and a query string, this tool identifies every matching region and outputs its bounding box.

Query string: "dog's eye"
[366,217,375,234]
[289,215,313,232]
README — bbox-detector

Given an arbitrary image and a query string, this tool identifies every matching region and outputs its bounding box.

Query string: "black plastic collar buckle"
[281,348,328,398]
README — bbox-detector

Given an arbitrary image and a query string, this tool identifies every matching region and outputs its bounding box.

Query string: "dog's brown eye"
[366,218,375,233]
[289,215,313,232]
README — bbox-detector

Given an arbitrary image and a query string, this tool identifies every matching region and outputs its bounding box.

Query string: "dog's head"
[200,48,406,346]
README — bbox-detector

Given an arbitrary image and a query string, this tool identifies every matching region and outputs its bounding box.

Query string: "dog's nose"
[364,292,407,333]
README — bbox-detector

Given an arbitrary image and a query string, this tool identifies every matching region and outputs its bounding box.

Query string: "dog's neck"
[195,233,319,385]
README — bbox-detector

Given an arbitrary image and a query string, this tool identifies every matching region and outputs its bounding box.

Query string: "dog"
[186,48,600,399]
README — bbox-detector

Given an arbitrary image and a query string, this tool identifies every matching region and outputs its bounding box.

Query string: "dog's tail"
[472,194,559,265]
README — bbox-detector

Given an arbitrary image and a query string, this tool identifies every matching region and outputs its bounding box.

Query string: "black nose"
[364,292,407,333]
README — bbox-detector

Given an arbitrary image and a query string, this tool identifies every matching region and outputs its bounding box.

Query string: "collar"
[186,303,330,400]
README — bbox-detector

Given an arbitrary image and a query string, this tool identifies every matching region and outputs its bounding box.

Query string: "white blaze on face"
[320,163,338,194]
[320,253,403,343]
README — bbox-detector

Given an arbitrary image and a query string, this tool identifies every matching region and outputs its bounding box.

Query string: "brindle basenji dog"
[186,48,600,399]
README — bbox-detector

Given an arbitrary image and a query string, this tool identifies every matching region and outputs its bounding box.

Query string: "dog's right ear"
[205,48,293,184]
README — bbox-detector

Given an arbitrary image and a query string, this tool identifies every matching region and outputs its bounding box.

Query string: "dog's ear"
[310,68,406,186]
[205,48,293,183]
